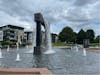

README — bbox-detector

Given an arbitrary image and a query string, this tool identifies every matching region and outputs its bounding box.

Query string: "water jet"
[44,22,55,54]
[0,48,3,58]
[83,48,87,56]
[15,53,21,61]
[34,13,55,55]
[7,45,10,52]
[75,45,79,52]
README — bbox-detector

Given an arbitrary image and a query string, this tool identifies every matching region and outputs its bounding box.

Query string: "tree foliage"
[95,35,100,43]
[59,27,77,43]
[86,29,95,43]
[58,26,96,44]
[77,29,86,44]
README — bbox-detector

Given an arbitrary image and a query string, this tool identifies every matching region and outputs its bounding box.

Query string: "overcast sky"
[0,0,100,36]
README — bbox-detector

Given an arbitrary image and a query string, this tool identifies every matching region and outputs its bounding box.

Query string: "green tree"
[77,29,86,44]
[59,27,76,43]
[86,29,95,43]
[95,35,100,43]
[72,32,77,43]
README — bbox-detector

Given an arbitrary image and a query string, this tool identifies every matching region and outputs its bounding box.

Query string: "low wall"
[0,68,52,75]
[86,48,100,50]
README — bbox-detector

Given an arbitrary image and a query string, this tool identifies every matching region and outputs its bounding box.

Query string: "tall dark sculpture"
[34,13,45,55]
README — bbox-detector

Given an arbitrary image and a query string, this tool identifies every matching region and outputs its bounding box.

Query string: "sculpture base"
[34,46,42,55]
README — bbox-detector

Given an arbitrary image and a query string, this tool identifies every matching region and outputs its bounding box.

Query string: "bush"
[1,41,9,46]
[0,41,16,47]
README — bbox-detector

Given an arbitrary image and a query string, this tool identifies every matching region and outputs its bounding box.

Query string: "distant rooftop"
[0,24,24,28]
[0,24,36,32]
[0,24,24,29]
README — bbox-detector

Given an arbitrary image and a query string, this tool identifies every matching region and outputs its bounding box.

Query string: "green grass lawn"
[52,42,74,46]
[52,42,99,47]
[89,43,99,47]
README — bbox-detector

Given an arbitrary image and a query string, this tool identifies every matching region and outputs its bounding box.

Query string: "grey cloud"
[74,0,96,6]
[0,0,34,22]
[59,0,99,6]
[0,0,100,35]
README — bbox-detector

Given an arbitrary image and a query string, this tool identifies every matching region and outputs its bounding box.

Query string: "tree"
[86,29,95,43]
[77,29,86,44]
[95,35,100,43]
[59,26,76,43]
[72,32,77,43]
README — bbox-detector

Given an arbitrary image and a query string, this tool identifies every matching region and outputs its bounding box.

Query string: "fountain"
[44,22,55,54]
[34,13,55,55]
[26,45,29,49]
[24,28,36,54]
[71,46,73,50]
[15,53,21,61]
[17,46,19,51]
[83,48,87,56]
[0,13,99,75]
[7,45,10,52]
[0,48,3,58]
[34,13,44,55]
[15,42,21,61]
[75,45,79,52]
[31,28,36,53]
[16,43,19,51]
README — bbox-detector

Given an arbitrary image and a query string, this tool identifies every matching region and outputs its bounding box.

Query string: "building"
[0,25,24,46]
[24,30,33,45]
[51,33,58,43]
[41,31,58,44]
[0,31,3,41]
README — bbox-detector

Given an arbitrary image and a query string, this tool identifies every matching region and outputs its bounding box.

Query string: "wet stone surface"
[0,47,100,74]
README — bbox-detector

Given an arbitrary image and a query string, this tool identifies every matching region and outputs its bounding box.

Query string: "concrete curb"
[0,68,52,75]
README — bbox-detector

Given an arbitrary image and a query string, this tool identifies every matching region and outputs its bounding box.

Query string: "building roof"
[0,24,24,29]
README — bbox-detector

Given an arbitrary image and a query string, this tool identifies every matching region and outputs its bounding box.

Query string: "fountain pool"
[0,47,100,74]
